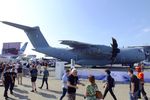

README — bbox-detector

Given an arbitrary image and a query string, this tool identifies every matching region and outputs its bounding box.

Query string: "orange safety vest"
[137,72,144,82]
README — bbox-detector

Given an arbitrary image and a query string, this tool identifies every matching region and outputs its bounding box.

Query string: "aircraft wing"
[60,40,112,58]
[60,40,98,49]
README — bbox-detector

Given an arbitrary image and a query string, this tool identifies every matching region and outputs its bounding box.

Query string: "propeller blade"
[111,37,120,64]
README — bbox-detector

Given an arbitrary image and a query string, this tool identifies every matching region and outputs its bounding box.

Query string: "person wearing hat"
[103,69,117,100]
[135,65,148,100]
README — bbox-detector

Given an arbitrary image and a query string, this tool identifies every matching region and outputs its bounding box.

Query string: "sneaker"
[144,96,148,100]
[138,96,141,99]
[10,91,13,95]
[4,95,9,98]
[31,90,34,92]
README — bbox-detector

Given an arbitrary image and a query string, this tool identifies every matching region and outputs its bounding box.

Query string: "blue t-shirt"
[43,70,49,78]
[30,69,38,77]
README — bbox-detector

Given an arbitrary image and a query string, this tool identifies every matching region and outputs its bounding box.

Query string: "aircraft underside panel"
[76,59,111,66]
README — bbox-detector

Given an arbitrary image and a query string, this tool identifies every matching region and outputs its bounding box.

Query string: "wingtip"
[0,21,7,23]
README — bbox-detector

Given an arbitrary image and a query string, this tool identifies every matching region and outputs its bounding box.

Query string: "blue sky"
[0,0,150,57]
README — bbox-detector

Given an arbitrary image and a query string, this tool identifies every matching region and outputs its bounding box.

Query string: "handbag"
[95,91,103,99]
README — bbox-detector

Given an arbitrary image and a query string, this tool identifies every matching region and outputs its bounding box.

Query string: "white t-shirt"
[62,73,68,89]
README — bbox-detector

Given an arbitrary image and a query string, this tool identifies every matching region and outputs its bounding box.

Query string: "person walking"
[67,68,85,100]
[30,65,38,92]
[17,63,23,85]
[128,69,140,100]
[85,75,103,100]
[10,66,17,94]
[103,69,117,100]
[39,66,49,89]
[135,65,148,100]
[3,67,11,99]
[60,69,70,100]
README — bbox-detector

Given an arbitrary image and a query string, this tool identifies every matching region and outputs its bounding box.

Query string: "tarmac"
[0,68,150,100]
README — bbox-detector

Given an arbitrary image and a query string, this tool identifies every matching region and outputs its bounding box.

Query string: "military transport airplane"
[1,21,147,66]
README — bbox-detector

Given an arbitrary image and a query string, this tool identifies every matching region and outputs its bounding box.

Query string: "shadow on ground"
[48,89,62,94]
[37,91,57,99]
[48,89,84,98]
[14,88,29,94]
[22,84,32,88]
[13,92,30,100]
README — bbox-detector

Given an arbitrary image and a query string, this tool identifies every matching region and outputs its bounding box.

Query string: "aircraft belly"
[76,59,111,66]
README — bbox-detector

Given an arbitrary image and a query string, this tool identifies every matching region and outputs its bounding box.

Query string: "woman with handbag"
[85,75,103,100]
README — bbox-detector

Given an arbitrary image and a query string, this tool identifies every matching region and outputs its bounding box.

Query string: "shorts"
[31,77,37,82]
[17,73,23,78]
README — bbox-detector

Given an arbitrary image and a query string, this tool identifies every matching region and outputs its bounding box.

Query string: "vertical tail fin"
[19,42,28,54]
[1,21,50,49]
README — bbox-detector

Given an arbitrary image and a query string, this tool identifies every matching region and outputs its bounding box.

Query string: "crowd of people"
[0,61,149,100]
[59,64,148,100]
[0,61,49,99]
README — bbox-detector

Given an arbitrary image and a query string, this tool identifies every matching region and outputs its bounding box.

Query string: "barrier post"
[55,61,65,79]
[71,59,75,69]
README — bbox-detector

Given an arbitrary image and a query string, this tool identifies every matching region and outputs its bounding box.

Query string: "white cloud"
[143,28,150,33]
